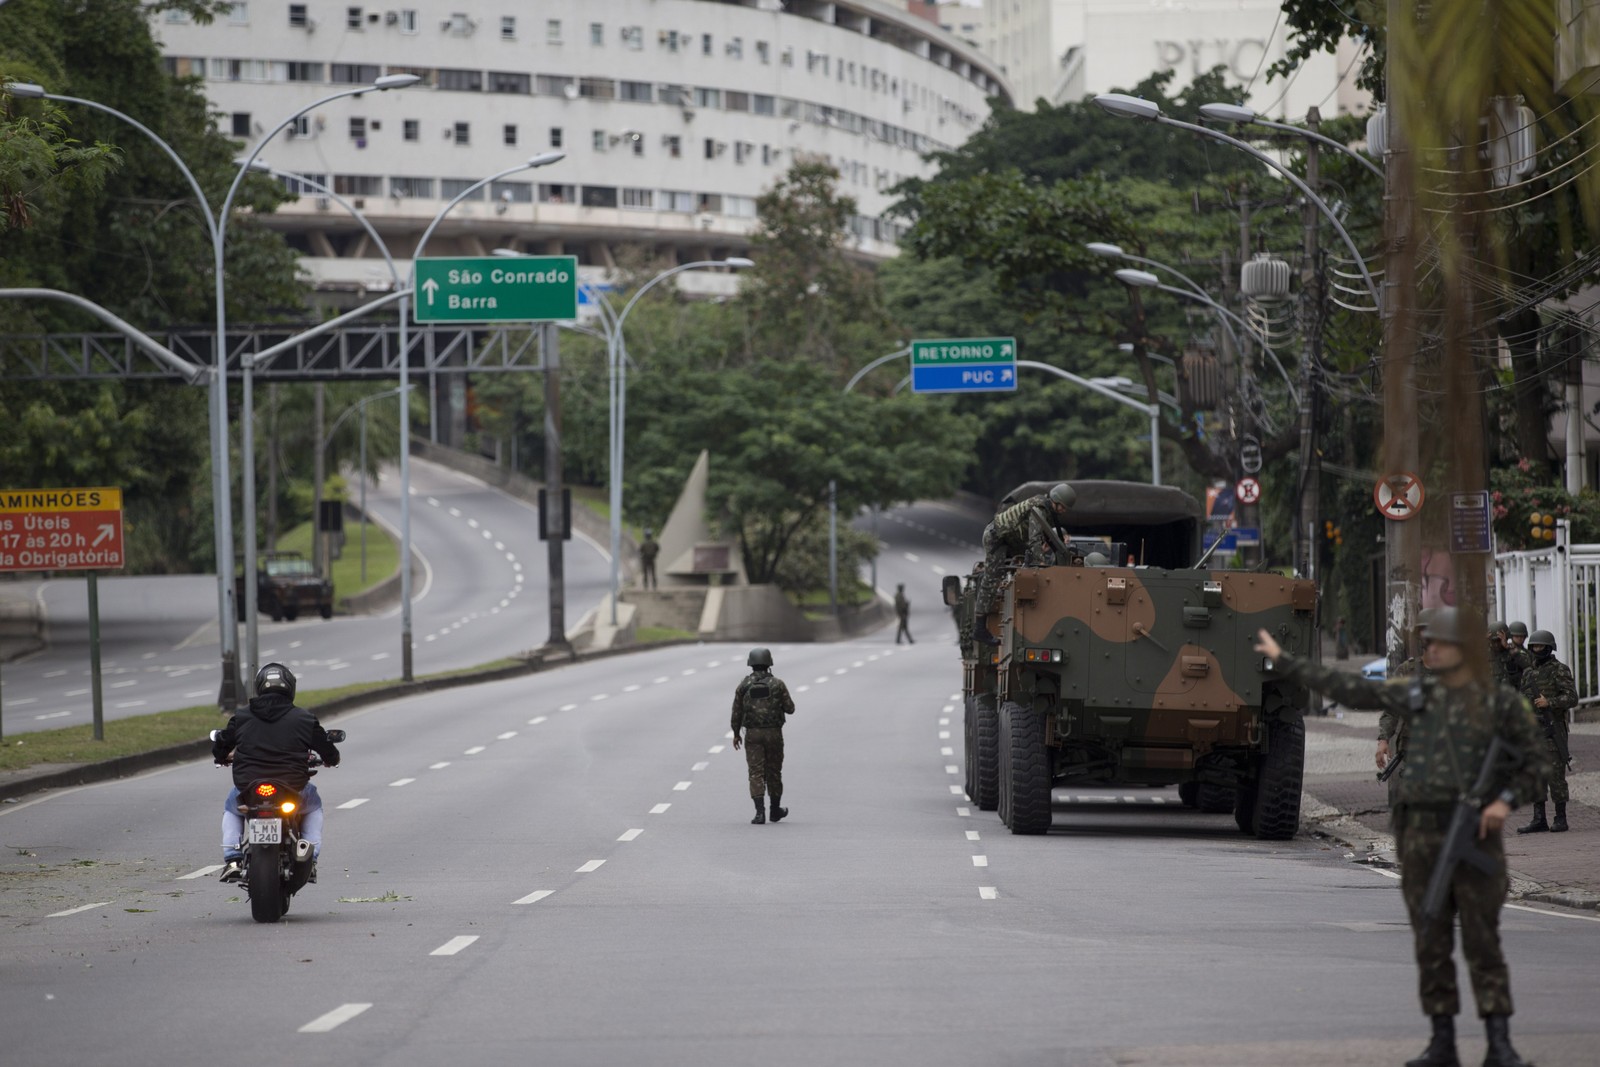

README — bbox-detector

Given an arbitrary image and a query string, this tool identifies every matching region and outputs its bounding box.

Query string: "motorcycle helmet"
[255,662,297,702]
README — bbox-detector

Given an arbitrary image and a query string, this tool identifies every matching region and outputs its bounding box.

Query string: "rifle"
[1422,735,1520,922]
[1377,751,1405,782]
[1526,678,1573,767]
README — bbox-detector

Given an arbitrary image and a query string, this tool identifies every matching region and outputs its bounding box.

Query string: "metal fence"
[1494,529,1600,707]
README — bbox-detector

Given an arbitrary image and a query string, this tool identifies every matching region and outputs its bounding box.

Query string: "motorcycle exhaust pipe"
[294,838,314,863]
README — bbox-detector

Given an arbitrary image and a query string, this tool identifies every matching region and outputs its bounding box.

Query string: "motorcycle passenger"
[213,663,341,883]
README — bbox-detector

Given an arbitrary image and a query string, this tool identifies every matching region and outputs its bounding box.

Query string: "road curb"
[0,638,699,804]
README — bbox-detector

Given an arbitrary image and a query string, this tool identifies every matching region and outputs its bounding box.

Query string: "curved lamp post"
[1198,102,1385,181]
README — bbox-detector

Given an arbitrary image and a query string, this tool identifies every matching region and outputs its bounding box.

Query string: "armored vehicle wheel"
[1197,784,1236,813]
[319,603,334,619]
[974,693,999,811]
[1000,700,1052,835]
[284,605,299,622]
[1177,782,1199,808]
[963,696,979,802]
[1252,707,1306,840]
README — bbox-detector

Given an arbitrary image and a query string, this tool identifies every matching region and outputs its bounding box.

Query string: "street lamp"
[1087,241,1263,375]
[320,385,414,585]
[1198,103,1386,180]
[1092,93,1380,309]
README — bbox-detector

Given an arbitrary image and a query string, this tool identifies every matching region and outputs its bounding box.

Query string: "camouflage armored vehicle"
[237,552,335,621]
[947,480,1316,839]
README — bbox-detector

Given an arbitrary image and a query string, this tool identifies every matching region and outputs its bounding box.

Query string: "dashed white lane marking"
[448,507,462,517]
[464,746,485,755]
[44,669,67,678]
[494,541,505,551]
[942,704,956,713]
[289,640,303,649]
[814,677,829,684]
[681,668,696,676]
[693,762,709,771]
[299,1003,372,1033]
[34,711,70,721]
[932,564,946,575]
[427,497,440,506]
[904,552,921,562]
[328,663,350,672]
[939,731,951,740]
[390,778,416,787]
[64,688,89,697]
[184,689,210,699]
[430,762,451,770]
[708,660,722,668]
[576,860,605,873]
[673,781,692,791]
[939,718,949,726]
[481,530,493,540]
[425,635,437,642]
[560,704,578,711]
[371,652,390,661]
[957,807,971,817]
[945,765,960,774]
[966,831,981,841]
[941,747,954,756]
[618,829,643,842]
[979,887,998,900]
[514,890,554,905]
[650,804,671,814]
[528,716,548,725]
[795,685,810,693]
[497,731,518,740]
[949,785,964,795]
[115,700,147,709]
[708,745,725,754]
[110,680,137,689]
[178,865,224,880]
[590,693,608,702]
[338,798,369,809]
[653,677,670,685]
[49,902,112,918]
[466,518,478,528]
[623,684,641,693]
[853,661,864,668]
[834,667,847,675]
[972,856,989,867]
[429,935,479,958]
[866,655,879,663]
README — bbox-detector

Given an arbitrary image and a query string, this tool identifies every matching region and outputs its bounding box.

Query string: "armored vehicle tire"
[320,603,334,619]
[1252,710,1306,840]
[963,696,979,801]
[1177,782,1199,808]
[974,693,1000,811]
[1197,784,1236,813]
[999,700,1052,835]
[284,606,299,622]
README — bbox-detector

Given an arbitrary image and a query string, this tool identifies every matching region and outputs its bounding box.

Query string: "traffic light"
[1529,512,1557,542]
[1323,520,1343,547]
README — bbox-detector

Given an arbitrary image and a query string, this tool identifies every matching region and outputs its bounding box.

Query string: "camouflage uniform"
[975,495,1068,611]
[1272,654,1546,1020]
[731,669,795,800]
[1488,642,1513,688]
[1505,646,1533,695]
[894,585,913,644]
[1519,654,1576,806]
[638,535,660,590]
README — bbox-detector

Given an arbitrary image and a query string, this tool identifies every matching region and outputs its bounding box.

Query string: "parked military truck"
[237,552,335,621]
[947,481,1316,839]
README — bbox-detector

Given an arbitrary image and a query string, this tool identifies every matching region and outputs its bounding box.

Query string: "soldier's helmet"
[1048,483,1077,510]
[747,647,774,668]
[1490,619,1508,637]
[255,662,297,702]
[1420,607,1466,644]
[1084,551,1110,567]
[1509,621,1529,638]
[1528,629,1557,651]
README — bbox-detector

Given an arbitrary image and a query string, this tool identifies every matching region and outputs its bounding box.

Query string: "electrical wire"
[1244,7,1285,98]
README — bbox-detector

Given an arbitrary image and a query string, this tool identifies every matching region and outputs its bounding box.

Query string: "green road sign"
[413,256,578,323]
[910,337,1017,393]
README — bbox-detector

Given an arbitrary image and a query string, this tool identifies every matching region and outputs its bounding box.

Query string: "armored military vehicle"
[945,480,1316,839]
[238,552,335,621]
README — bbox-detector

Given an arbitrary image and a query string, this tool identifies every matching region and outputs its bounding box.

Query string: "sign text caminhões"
[0,487,125,572]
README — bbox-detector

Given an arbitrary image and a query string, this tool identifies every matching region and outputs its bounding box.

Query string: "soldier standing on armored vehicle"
[1516,629,1576,834]
[1257,608,1546,1067]
[731,648,795,825]
[972,483,1075,645]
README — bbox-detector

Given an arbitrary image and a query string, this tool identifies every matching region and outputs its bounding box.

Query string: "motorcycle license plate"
[247,818,282,845]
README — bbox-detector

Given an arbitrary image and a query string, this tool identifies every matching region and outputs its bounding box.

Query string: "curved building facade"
[153,0,1010,295]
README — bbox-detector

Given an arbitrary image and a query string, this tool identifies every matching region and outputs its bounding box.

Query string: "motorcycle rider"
[213,663,341,882]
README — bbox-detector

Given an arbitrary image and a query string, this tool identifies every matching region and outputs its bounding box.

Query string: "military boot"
[1551,802,1569,832]
[1482,1014,1528,1067]
[751,798,765,825]
[973,614,1000,647]
[770,794,787,823]
[1404,1015,1459,1067]
[1516,803,1549,834]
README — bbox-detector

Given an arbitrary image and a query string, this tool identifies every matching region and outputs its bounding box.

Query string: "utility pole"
[1297,107,1325,613]
[266,383,279,552]
[1230,198,1262,568]
[312,382,326,576]
[542,323,571,653]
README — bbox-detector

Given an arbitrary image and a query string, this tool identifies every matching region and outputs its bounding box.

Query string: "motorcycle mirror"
[208,730,220,742]
[326,729,346,743]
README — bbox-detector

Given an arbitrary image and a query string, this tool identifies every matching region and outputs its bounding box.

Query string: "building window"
[701,33,712,56]
[539,183,574,204]
[286,61,323,82]
[491,180,532,203]
[659,84,688,106]
[620,25,643,50]
[535,74,573,96]
[390,176,434,198]
[592,129,607,152]
[230,112,252,137]
[579,77,616,100]
[663,135,681,158]
[438,68,483,92]
[403,119,419,141]
[661,190,694,212]
[500,16,515,40]
[287,115,311,138]
[386,65,435,87]
[725,195,756,218]
[693,87,721,109]
[621,188,654,210]
[661,30,682,53]
[696,192,722,213]
[626,132,643,156]
[445,12,471,35]
[549,127,563,148]
[756,40,770,64]
[164,57,207,77]
[441,178,485,201]
[347,7,363,30]
[619,81,652,103]
[333,174,383,196]
[395,9,417,32]
[453,122,470,145]
[590,22,603,46]
[726,37,743,60]
[289,4,308,28]
[762,144,779,166]
[331,63,381,84]
[734,142,749,164]
[488,71,530,94]
[781,47,794,67]
[725,92,750,113]
[703,138,719,160]
[753,94,775,116]
[546,19,561,44]
[228,3,249,25]
[581,185,618,208]
[503,124,517,146]
[348,117,367,140]
[278,171,326,195]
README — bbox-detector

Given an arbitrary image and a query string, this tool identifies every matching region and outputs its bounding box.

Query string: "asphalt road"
[0,457,611,735]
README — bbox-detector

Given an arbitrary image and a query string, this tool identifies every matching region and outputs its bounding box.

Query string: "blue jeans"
[222,783,323,859]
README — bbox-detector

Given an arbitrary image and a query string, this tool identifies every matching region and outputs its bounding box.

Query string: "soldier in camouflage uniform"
[1257,608,1546,1067]
[956,564,983,647]
[1377,613,1432,781]
[731,648,795,825]
[1516,629,1576,834]
[1487,621,1514,688]
[972,483,1075,645]
[1504,623,1533,692]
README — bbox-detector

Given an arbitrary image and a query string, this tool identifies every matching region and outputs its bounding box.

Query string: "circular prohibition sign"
[1374,472,1425,521]
[1235,477,1261,504]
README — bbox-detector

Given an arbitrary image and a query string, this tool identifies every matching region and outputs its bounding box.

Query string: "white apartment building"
[152,0,1010,295]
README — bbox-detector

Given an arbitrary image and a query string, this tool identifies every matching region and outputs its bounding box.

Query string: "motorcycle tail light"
[280,801,296,814]
[255,783,277,797]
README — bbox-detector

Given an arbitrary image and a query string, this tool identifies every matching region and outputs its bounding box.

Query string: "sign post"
[910,337,1018,394]
[0,487,125,740]
[413,256,579,323]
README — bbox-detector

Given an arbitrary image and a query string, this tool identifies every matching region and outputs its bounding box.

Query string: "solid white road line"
[693,762,709,771]
[514,890,554,905]
[390,778,416,787]
[178,865,224,880]
[49,902,112,918]
[497,731,518,740]
[576,860,605,873]
[430,936,479,957]
[337,798,369,809]
[298,1004,373,1033]
[1505,902,1600,924]
[674,781,692,791]
[465,746,485,755]
[972,856,989,867]
[430,762,451,770]
[957,807,971,817]
[528,716,547,725]
[979,887,998,900]
[708,745,725,754]
[618,829,643,842]
[650,804,671,814]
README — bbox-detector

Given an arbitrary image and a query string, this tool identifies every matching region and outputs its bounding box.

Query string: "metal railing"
[1494,526,1600,707]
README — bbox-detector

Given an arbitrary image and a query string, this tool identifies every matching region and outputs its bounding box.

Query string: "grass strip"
[636,626,697,643]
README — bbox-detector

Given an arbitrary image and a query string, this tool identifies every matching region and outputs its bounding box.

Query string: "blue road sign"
[1232,526,1262,546]
[911,363,1018,394]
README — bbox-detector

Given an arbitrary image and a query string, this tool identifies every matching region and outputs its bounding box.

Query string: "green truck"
[947,480,1317,839]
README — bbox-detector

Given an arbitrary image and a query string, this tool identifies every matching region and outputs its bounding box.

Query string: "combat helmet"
[1489,619,1508,637]
[747,647,774,669]
[1508,621,1529,638]
[1083,551,1110,567]
[1048,483,1077,509]
[1528,629,1557,651]
[1420,607,1466,644]
[255,662,297,702]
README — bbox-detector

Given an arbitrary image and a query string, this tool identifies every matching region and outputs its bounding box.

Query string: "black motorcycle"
[212,728,345,923]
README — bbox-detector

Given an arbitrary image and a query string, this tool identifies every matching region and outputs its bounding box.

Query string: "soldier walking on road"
[894,583,913,644]
[1517,629,1576,834]
[638,528,659,590]
[1256,608,1546,1067]
[731,648,794,824]
[973,483,1075,645]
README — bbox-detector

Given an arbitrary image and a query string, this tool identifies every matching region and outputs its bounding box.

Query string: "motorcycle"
[211,728,345,923]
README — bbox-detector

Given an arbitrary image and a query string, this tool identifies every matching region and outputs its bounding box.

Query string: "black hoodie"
[213,693,341,792]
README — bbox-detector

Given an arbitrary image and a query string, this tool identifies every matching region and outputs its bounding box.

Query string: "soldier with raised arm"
[972,483,1075,645]
[1255,608,1546,1067]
